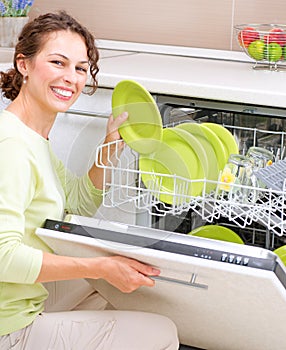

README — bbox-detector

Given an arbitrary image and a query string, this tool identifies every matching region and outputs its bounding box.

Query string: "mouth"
[51,87,73,100]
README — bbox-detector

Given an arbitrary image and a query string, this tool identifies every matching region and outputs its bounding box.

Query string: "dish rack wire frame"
[95,124,286,237]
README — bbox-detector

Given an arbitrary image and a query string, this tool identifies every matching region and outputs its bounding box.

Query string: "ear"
[16,54,29,77]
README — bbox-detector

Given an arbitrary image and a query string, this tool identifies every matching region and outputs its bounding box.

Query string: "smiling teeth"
[52,88,72,97]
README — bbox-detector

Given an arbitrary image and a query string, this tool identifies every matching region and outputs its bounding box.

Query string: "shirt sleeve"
[49,148,103,217]
[0,137,43,284]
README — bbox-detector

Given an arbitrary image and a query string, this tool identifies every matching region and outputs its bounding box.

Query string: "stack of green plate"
[112,80,239,204]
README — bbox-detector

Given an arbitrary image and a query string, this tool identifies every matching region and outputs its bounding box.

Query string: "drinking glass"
[246,146,274,168]
[220,154,255,203]
[246,146,274,188]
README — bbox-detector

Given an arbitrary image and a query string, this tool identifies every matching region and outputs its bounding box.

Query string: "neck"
[7,100,56,140]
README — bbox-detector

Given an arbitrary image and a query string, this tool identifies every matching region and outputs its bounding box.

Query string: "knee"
[151,314,180,350]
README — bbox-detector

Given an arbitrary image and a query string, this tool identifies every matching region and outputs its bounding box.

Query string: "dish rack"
[96,125,286,237]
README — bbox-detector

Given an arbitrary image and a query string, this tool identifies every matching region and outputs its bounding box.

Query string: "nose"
[63,66,77,85]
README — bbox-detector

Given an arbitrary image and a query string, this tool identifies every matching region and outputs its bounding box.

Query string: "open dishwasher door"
[36,215,286,350]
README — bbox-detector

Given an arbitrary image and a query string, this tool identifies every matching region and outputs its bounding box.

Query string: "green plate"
[189,225,244,244]
[176,122,219,191]
[139,128,205,204]
[112,80,163,154]
[171,128,208,194]
[202,123,239,161]
[274,245,286,266]
[199,124,228,171]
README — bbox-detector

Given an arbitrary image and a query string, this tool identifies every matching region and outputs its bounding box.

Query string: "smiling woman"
[0,11,179,350]
[14,30,90,128]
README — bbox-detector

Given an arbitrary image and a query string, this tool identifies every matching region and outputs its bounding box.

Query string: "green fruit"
[282,45,286,61]
[247,40,265,60]
[264,42,283,62]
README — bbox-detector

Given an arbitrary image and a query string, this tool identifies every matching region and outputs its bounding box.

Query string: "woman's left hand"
[104,112,128,144]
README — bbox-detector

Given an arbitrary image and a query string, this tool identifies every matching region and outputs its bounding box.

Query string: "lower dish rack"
[96,125,286,237]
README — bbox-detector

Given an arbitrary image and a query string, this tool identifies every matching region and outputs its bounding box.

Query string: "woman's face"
[23,30,89,115]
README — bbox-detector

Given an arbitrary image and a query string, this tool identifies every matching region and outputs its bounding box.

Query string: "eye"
[51,60,64,66]
[76,66,88,73]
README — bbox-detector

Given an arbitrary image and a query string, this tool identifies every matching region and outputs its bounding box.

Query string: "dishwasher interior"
[99,94,286,252]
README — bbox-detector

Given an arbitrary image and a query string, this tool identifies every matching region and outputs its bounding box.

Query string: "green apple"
[264,42,283,62]
[247,40,265,60]
[282,45,286,61]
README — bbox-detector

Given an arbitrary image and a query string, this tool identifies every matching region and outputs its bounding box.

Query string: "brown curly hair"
[0,11,99,101]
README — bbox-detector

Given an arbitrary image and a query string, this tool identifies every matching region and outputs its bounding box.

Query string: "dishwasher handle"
[153,273,208,290]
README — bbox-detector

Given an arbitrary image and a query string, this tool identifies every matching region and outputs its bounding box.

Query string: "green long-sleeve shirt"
[0,110,103,335]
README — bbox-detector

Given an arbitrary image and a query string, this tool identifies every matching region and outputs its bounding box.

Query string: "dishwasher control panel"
[191,245,269,269]
[221,253,249,265]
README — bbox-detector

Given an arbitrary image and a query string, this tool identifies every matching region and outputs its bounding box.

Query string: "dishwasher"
[36,94,286,350]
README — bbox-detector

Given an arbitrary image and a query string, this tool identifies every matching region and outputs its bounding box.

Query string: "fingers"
[123,269,156,292]
[106,256,160,292]
[129,259,160,277]
[105,112,128,143]
[108,111,128,131]
[114,111,128,126]
[139,274,156,287]
[120,257,160,290]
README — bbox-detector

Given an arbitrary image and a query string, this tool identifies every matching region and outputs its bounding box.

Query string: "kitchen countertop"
[1,42,286,109]
[96,40,286,109]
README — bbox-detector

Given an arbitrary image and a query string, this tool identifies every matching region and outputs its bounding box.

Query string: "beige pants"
[0,280,179,350]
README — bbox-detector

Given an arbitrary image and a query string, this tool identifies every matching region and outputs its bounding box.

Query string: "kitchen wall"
[30,0,286,51]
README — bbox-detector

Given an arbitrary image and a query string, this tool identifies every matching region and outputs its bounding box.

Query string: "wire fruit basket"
[96,125,286,237]
[234,24,286,71]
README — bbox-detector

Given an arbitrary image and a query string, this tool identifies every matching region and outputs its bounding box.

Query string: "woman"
[0,11,179,350]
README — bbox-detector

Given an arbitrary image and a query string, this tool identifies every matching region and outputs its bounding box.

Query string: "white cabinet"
[68,87,113,117]
[49,87,137,225]
[49,88,113,174]
[49,112,108,175]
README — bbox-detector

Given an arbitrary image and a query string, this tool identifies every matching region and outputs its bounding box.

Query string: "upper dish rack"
[96,125,286,236]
